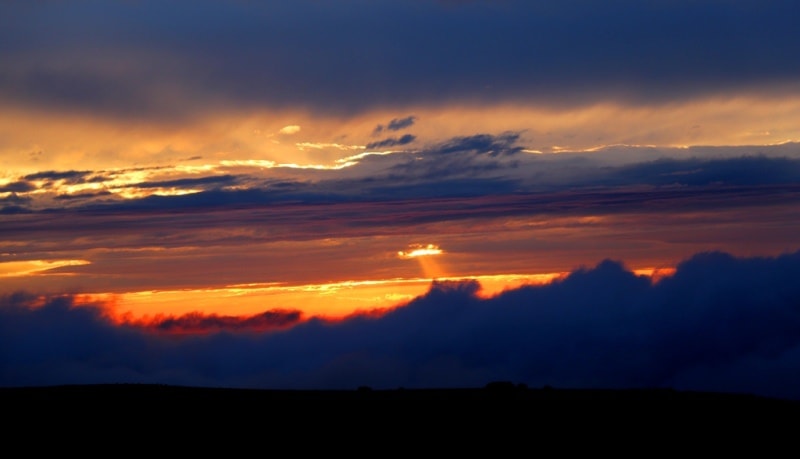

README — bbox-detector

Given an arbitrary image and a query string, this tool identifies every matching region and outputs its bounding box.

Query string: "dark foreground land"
[5,385,797,454]
[5,383,799,443]
[4,382,799,408]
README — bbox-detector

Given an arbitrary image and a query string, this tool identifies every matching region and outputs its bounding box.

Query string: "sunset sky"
[2,0,800,399]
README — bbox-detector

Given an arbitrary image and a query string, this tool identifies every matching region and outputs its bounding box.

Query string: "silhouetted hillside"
[4,383,798,408]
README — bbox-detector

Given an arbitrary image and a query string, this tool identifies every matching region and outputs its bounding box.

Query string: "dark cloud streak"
[134,174,239,189]
[373,115,417,135]
[365,134,416,150]
[429,132,523,157]
[2,184,797,253]
[23,170,94,184]
[0,181,36,193]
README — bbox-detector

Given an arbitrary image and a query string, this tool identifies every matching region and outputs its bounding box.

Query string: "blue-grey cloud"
[594,156,800,188]
[432,132,524,157]
[0,193,32,214]
[2,1,799,118]
[365,134,416,150]
[3,250,800,400]
[0,207,30,215]
[387,116,417,132]
[0,181,36,193]
[373,116,417,135]
[376,132,523,183]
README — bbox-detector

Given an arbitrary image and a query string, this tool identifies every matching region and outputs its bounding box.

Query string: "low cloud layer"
[3,250,800,400]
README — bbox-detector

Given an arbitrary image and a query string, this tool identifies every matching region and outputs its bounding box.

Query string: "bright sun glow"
[397,244,443,259]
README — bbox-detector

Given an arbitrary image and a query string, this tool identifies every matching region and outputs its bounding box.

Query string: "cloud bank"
[2,1,799,119]
[3,250,800,400]
[6,135,799,213]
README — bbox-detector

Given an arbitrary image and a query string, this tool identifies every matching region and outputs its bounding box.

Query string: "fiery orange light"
[47,265,677,334]
[0,259,91,277]
[633,267,677,283]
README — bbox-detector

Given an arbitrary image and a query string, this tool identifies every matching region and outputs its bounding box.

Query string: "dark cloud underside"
[2,1,799,118]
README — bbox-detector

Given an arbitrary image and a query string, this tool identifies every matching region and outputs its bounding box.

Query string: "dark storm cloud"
[2,1,799,118]
[365,134,416,150]
[4,250,800,400]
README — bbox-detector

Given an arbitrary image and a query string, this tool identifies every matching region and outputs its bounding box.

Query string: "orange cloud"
[4,95,800,179]
[278,125,301,135]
